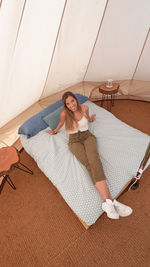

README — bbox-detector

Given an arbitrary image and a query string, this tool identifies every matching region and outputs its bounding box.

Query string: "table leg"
[112,94,115,106]
[0,175,16,194]
[110,94,113,111]
[101,94,105,107]
[15,162,33,175]
[107,95,109,110]
[6,175,16,190]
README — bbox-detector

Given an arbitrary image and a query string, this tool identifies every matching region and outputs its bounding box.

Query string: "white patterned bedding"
[20,101,150,226]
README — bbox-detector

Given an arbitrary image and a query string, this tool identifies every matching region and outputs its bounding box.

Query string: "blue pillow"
[43,106,62,130]
[18,93,87,138]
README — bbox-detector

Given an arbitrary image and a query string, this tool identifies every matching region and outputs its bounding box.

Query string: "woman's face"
[65,96,77,112]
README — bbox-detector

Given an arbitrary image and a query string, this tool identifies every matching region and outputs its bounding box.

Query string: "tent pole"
[82,0,109,82]
[131,28,150,80]
[39,0,68,100]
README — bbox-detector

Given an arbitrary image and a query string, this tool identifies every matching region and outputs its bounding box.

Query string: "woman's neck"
[73,110,83,121]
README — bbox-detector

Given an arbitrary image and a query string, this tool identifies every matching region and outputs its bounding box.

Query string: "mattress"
[20,100,150,226]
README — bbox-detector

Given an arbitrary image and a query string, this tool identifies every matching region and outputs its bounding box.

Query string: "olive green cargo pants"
[69,130,106,183]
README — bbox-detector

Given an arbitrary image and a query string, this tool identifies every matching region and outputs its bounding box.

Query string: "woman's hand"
[47,129,57,135]
[90,114,96,122]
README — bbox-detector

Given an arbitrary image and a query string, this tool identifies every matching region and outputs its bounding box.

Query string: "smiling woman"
[47,91,133,220]
[66,95,78,112]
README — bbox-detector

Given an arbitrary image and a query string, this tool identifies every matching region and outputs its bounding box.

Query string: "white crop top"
[67,116,88,134]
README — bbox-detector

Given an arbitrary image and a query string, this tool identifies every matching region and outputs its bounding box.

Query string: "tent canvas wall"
[0,0,150,148]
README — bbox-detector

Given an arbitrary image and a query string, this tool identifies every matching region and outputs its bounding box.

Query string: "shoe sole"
[116,211,133,217]
[102,207,119,219]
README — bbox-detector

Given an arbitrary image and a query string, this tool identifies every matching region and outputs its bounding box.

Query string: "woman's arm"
[47,110,66,135]
[83,105,96,122]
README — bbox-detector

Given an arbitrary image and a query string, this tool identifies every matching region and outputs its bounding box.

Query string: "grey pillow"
[43,106,62,130]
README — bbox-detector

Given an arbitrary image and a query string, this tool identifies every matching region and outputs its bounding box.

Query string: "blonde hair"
[62,91,83,131]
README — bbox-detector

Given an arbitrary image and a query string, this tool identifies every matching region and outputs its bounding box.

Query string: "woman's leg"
[85,135,133,218]
[70,134,132,219]
[95,180,112,201]
[70,139,112,200]
[84,134,114,203]
[69,141,92,178]
[84,135,106,184]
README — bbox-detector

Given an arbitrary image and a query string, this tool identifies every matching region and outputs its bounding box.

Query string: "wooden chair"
[0,146,33,194]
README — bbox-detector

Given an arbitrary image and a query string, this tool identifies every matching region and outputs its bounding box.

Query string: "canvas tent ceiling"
[0,0,150,147]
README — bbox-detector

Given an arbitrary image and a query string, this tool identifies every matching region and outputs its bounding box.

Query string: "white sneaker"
[102,199,119,219]
[113,199,133,217]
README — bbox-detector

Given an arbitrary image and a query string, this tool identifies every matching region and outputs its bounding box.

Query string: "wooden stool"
[0,146,33,194]
[99,83,119,111]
